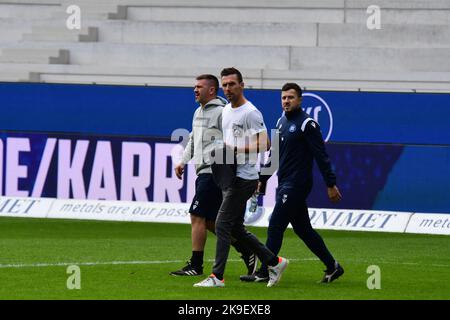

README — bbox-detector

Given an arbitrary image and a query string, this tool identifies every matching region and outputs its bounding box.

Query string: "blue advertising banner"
[1,131,449,213]
[308,143,450,214]
[0,131,193,203]
[1,82,450,145]
[1,83,449,214]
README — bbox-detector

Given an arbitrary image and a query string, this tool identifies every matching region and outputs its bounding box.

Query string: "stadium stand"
[0,0,449,91]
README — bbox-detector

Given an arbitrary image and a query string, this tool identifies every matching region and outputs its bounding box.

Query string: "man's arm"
[303,120,342,202]
[257,147,277,194]
[258,116,283,194]
[234,109,270,154]
[234,130,270,154]
[175,130,194,180]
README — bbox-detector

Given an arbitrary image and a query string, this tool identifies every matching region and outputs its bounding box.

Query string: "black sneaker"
[241,253,258,275]
[240,269,269,282]
[320,262,344,283]
[170,261,203,276]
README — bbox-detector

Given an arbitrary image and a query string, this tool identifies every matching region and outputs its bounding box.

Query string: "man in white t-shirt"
[194,68,289,288]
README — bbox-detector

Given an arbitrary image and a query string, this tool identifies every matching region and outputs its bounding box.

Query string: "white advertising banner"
[405,213,450,235]
[0,196,52,219]
[244,207,412,233]
[48,199,191,224]
[1,196,450,236]
[307,208,412,233]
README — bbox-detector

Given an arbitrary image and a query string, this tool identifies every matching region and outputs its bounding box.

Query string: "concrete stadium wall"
[0,0,449,91]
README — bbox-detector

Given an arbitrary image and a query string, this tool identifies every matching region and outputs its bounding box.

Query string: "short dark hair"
[281,83,303,97]
[220,67,243,83]
[196,74,219,93]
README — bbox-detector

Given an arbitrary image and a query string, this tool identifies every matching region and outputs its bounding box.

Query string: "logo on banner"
[302,93,333,142]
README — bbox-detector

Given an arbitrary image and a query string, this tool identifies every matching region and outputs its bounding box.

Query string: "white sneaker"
[267,257,289,287]
[193,274,225,288]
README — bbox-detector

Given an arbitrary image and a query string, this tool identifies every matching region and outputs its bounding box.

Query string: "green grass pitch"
[0,217,449,300]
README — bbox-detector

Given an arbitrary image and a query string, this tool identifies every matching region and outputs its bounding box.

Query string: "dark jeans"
[212,178,276,277]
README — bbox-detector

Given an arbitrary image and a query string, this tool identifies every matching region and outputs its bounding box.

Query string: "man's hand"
[327,185,342,202]
[175,163,185,180]
[256,180,268,195]
[256,181,262,194]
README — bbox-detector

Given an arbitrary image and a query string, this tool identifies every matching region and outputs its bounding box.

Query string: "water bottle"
[248,192,259,213]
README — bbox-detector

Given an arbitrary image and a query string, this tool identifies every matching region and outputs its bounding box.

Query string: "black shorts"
[189,173,223,221]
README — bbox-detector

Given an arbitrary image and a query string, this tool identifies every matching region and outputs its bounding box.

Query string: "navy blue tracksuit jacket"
[262,107,336,192]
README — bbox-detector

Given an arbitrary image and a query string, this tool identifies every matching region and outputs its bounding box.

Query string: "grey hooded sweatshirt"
[181,96,228,175]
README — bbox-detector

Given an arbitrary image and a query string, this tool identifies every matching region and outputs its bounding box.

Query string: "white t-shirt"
[222,100,267,180]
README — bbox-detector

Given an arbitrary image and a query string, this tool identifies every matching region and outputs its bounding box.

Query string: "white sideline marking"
[340,259,450,268]
[0,258,317,269]
[0,258,447,269]
[0,260,184,269]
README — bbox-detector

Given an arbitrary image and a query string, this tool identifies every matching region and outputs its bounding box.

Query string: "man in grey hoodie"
[170,74,257,277]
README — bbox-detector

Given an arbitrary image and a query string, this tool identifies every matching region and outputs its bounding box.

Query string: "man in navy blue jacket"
[241,83,344,284]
